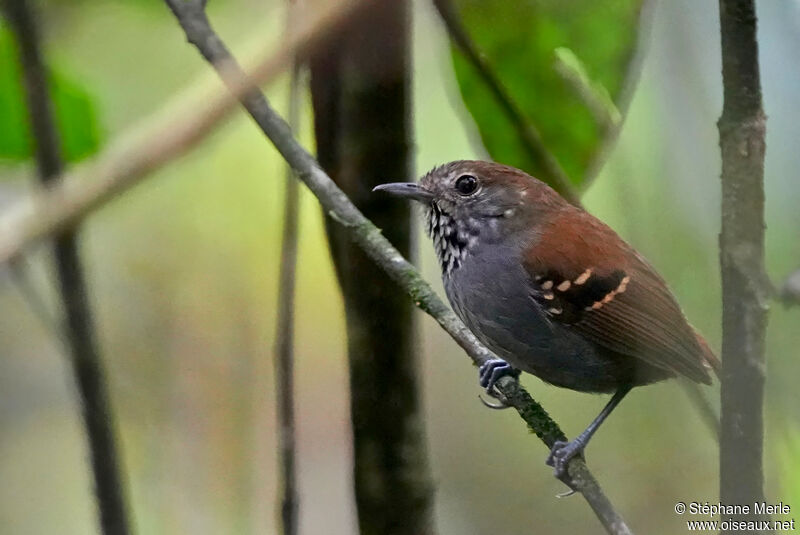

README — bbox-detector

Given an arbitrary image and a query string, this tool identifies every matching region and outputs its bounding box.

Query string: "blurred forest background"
[1,0,799,534]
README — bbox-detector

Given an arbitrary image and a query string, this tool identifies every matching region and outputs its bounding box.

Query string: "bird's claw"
[477,359,520,409]
[478,393,512,410]
[546,439,585,492]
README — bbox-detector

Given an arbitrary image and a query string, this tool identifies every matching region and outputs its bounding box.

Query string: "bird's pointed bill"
[373,182,435,203]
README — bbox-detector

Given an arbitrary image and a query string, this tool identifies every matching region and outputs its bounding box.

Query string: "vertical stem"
[273,31,302,535]
[717,0,769,531]
[2,2,132,534]
[309,2,435,533]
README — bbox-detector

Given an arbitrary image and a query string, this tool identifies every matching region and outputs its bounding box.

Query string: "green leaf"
[0,24,101,163]
[448,0,642,188]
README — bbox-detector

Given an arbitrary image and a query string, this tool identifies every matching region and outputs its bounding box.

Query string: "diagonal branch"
[430,0,580,207]
[163,1,631,533]
[2,1,131,533]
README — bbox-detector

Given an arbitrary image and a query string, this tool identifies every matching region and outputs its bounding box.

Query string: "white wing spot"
[574,269,592,285]
[617,275,631,293]
[590,275,631,308]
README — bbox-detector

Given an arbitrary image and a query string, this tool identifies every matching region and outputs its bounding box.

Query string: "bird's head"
[374,160,567,273]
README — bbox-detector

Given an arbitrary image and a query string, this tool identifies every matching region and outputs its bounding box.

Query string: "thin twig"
[717,0,769,530]
[430,0,580,207]
[0,0,369,266]
[163,2,631,533]
[2,1,131,533]
[273,4,302,534]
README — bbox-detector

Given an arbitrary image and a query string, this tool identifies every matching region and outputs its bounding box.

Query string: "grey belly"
[443,247,632,393]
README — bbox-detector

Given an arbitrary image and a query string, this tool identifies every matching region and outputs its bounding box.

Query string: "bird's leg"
[478,358,520,408]
[546,384,633,488]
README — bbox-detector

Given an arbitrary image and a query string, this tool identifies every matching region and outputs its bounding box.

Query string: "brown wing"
[524,208,713,384]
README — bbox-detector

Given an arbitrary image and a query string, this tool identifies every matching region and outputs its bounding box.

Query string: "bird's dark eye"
[454,174,478,196]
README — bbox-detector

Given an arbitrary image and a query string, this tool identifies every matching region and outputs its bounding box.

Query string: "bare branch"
[163,1,631,533]
[2,1,131,533]
[273,5,302,535]
[0,0,368,265]
[430,0,580,207]
[717,0,769,529]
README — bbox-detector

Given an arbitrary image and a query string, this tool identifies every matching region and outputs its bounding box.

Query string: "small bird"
[374,160,718,485]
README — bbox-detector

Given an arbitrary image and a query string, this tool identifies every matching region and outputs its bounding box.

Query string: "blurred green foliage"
[0,24,101,163]
[0,1,799,534]
[449,0,641,186]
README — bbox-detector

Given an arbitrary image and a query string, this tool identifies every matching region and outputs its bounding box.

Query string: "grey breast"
[426,201,602,385]
[443,238,621,393]
[443,240,556,375]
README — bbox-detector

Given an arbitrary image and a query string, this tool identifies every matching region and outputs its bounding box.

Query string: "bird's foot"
[478,358,520,391]
[477,358,520,410]
[545,439,585,492]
